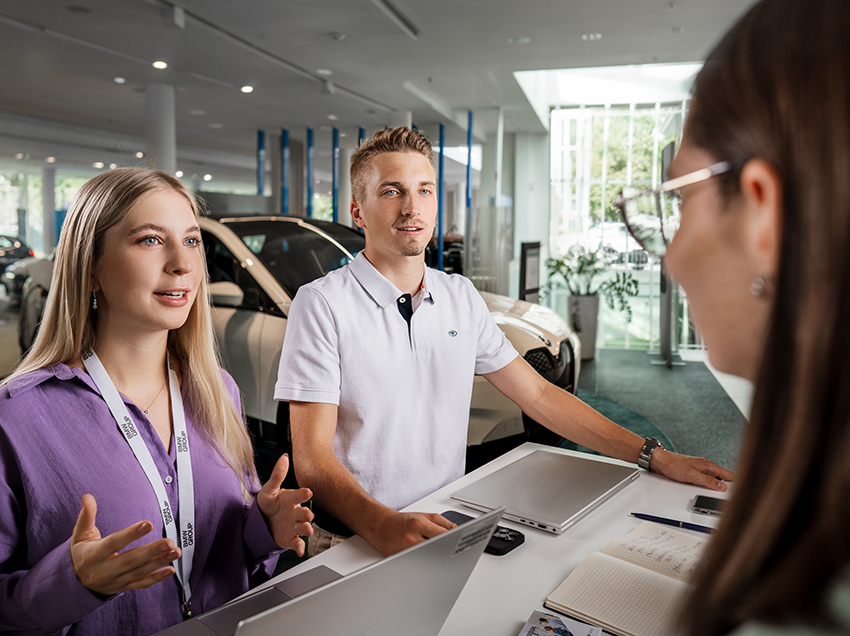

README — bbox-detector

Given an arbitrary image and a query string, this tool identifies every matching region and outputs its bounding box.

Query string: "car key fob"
[442,510,525,555]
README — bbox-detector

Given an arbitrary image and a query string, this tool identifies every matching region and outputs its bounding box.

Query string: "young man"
[275,127,733,557]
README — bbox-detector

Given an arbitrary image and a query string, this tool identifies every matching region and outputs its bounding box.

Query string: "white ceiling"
[0,0,757,190]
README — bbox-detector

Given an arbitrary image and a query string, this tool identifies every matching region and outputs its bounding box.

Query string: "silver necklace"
[141,378,167,415]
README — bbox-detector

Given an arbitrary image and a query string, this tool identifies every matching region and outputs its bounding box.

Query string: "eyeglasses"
[613,161,731,257]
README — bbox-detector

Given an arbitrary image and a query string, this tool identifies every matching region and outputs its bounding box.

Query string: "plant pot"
[568,294,599,360]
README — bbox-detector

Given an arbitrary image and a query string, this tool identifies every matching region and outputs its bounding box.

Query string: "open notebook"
[544,521,709,636]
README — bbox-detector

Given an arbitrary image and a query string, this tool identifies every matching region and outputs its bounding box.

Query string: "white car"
[19,215,581,478]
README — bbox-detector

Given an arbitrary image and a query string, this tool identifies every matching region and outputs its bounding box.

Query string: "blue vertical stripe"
[281,129,289,215]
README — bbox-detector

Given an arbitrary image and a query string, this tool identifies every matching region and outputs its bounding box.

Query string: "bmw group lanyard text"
[83,350,196,618]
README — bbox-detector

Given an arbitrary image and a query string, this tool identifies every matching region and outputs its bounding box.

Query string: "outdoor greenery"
[587,110,680,223]
[552,106,682,229]
[547,247,639,322]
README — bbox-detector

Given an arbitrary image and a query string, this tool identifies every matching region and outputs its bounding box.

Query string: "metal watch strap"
[638,437,665,470]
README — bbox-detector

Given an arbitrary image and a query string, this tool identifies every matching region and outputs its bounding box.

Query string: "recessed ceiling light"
[203,174,212,181]
[135,151,144,158]
[93,162,104,169]
[152,61,168,70]
[668,26,685,34]
[507,36,531,45]
[327,114,339,121]
[316,69,333,76]
[313,193,320,199]
[188,109,206,116]
[176,170,183,178]
[15,153,24,160]
[46,156,56,163]
[114,77,126,84]
[329,32,346,42]
[109,163,118,169]
[581,32,603,41]
[241,85,254,93]
[208,123,223,129]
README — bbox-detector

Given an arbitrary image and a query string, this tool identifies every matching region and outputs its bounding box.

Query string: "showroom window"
[548,102,701,352]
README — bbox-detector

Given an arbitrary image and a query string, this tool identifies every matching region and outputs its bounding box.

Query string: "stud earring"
[92,292,98,310]
[749,276,766,297]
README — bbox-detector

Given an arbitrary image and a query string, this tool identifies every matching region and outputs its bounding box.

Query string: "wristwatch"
[638,437,665,471]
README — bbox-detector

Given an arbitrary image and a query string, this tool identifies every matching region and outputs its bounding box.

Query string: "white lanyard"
[83,350,196,618]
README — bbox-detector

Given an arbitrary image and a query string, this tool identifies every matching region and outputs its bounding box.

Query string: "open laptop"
[451,449,640,534]
[155,507,504,636]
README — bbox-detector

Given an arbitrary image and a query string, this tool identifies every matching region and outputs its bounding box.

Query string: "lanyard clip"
[182,600,193,620]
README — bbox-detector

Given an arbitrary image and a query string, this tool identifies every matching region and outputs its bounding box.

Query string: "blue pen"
[630,512,714,535]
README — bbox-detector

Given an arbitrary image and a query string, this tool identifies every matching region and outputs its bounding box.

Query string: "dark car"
[2,238,38,304]
[0,235,33,271]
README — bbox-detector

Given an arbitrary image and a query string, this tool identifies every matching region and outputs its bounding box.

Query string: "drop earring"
[92,292,98,310]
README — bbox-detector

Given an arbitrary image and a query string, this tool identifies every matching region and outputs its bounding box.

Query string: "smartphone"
[442,510,525,556]
[691,495,727,516]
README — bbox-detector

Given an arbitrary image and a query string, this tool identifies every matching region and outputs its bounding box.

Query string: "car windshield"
[220,218,365,297]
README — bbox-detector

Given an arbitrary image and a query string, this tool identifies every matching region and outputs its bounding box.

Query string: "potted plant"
[546,247,639,360]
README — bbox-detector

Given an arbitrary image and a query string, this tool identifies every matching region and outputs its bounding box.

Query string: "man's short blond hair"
[350,126,434,202]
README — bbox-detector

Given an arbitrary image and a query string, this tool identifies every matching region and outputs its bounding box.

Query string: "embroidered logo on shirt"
[448,330,458,337]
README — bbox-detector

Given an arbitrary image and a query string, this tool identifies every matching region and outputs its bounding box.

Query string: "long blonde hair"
[6,168,256,498]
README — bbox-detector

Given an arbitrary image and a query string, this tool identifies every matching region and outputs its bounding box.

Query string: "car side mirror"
[209,281,244,308]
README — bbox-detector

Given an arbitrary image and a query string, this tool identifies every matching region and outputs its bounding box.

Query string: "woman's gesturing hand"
[70,494,181,596]
[256,454,315,556]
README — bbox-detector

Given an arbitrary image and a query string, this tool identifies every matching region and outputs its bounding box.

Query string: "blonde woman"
[0,168,313,635]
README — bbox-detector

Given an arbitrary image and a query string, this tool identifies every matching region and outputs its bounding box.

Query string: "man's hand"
[369,510,457,557]
[256,454,315,556]
[649,449,735,491]
[70,494,180,596]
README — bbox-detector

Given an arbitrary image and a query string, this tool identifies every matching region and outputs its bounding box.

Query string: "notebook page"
[546,552,688,636]
[602,521,708,582]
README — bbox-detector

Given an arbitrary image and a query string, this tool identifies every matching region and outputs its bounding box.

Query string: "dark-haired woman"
[617,0,850,633]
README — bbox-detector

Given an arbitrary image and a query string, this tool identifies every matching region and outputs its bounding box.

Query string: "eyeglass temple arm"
[657,161,731,193]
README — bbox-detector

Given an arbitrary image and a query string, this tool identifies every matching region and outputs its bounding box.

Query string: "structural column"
[338,148,354,227]
[289,138,305,215]
[271,133,282,214]
[41,167,56,251]
[145,83,177,174]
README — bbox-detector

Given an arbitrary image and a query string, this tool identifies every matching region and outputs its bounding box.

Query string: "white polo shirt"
[275,252,518,510]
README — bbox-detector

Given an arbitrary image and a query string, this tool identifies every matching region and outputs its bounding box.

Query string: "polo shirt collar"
[349,251,435,308]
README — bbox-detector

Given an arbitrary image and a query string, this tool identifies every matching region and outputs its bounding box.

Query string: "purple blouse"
[0,364,282,635]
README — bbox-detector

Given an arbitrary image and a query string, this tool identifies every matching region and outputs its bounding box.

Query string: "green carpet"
[577,349,746,471]
[559,388,677,457]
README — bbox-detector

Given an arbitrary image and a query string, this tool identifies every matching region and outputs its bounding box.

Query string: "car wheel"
[19,284,47,354]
